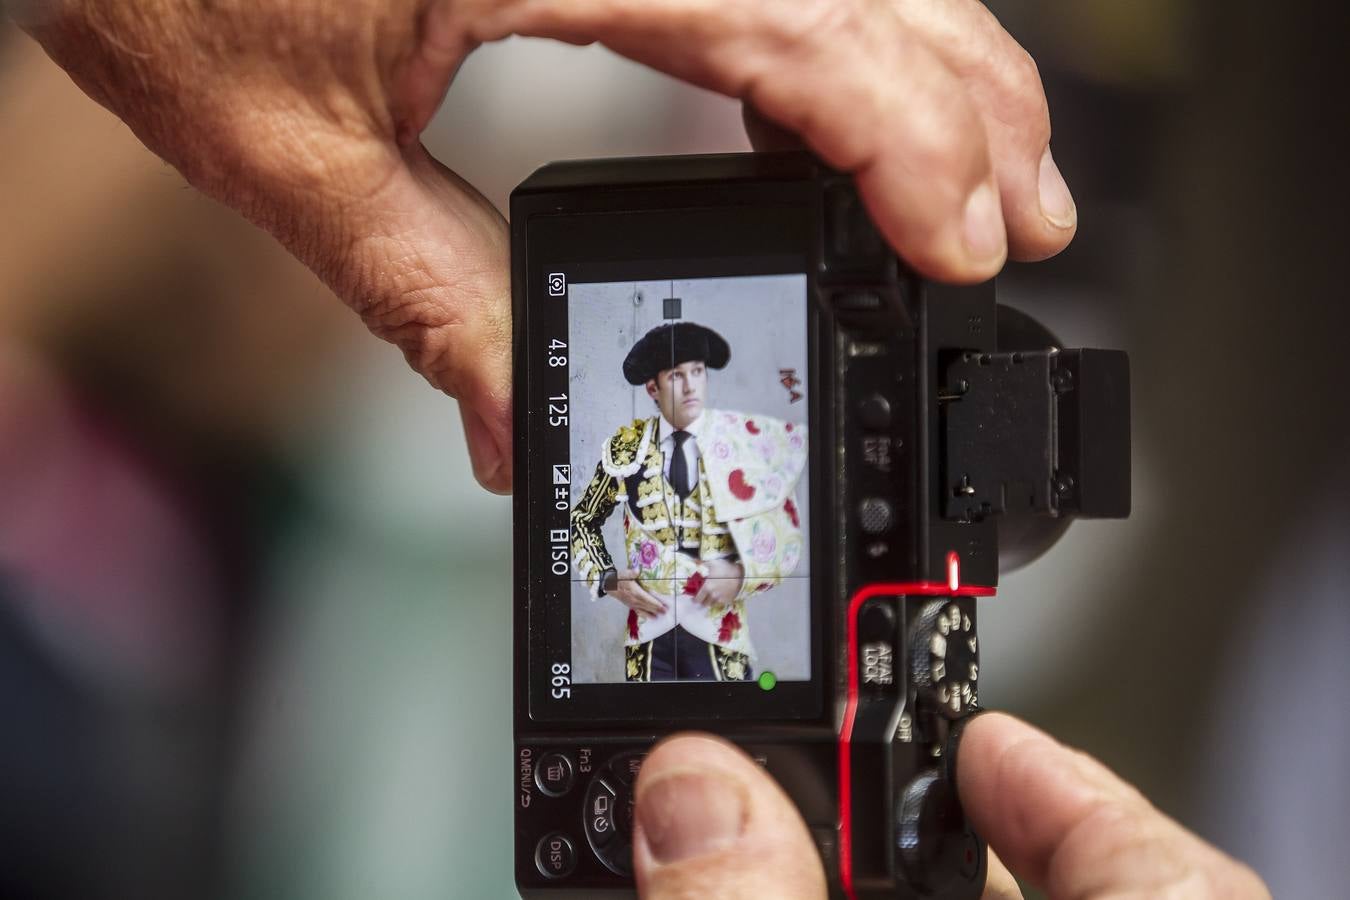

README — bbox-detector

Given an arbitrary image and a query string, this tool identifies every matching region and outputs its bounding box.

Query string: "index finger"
[955,713,1269,898]
[461,0,1005,283]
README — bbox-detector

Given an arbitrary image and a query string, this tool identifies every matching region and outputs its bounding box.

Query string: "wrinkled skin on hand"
[13,0,1079,493]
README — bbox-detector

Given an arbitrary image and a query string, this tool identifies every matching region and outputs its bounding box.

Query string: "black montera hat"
[622,321,731,385]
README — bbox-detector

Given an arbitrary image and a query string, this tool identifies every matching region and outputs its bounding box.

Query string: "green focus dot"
[757,671,778,691]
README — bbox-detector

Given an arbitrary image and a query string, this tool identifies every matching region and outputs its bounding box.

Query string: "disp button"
[534,832,577,879]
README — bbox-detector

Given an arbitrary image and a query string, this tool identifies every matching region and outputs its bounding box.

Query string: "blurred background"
[1,2,1346,897]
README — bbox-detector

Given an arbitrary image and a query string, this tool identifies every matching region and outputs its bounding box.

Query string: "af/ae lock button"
[858,599,896,644]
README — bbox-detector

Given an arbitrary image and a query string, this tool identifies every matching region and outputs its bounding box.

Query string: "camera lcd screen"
[522,196,825,723]
[565,274,812,687]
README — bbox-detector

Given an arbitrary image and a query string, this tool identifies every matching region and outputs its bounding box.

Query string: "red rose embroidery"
[745,420,760,434]
[718,611,742,644]
[728,469,756,500]
[785,422,794,432]
[756,583,772,592]
[627,609,639,640]
[784,498,799,528]
[683,571,706,596]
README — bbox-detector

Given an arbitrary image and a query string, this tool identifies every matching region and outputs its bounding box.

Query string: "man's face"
[646,359,707,429]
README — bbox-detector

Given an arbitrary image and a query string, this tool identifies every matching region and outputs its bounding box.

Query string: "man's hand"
[692,559,744,607]
[631,715,1270,899]
[610,569,668,619]
[13,0,1076,494]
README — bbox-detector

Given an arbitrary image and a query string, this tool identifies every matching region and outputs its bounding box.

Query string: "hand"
[14,0,1076,493]
[630,714,1269,899]
[610,569,668,619]
[693,559,744,607]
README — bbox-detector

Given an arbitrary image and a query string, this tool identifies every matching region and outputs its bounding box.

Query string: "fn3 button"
[535,752,575,797]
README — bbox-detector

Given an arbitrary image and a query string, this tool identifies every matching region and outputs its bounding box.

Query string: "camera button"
[859,393,892,429]
[534,832,577,879]
[858,599,897,644]
[834,290,884,312]
[608,752,645,787]
[859,498,894,534]
[535,752,575,797]
[584,777,621,851]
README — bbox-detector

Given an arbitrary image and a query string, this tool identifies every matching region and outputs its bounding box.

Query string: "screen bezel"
[519,187,831,724]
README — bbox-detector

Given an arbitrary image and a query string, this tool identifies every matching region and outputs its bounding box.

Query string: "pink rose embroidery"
[639,540,659,567]
[752,530,777,563]
[713,441,731,460]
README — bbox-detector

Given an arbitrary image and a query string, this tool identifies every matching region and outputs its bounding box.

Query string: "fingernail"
[1038,147,1076,229]
[962,181,1007,265]
[637,770,747,865]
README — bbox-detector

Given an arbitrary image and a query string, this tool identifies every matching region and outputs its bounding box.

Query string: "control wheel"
[582,752,644,876]
[910,600,978,717]
[895,769,980,894]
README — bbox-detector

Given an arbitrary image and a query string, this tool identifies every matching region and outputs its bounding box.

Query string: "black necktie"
[669,430,692,501]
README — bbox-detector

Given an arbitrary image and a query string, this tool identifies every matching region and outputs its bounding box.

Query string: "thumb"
[633,734,826,900]
[300,144,513,494]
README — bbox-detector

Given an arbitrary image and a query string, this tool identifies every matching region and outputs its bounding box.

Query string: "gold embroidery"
[720,653,748,682]
[710,645,751,682]
[625,643,651,683]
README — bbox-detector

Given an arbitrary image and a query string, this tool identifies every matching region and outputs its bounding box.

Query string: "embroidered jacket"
[570,409,807,656]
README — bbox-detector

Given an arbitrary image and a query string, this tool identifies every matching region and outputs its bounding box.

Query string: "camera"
[510,152,1129,898]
